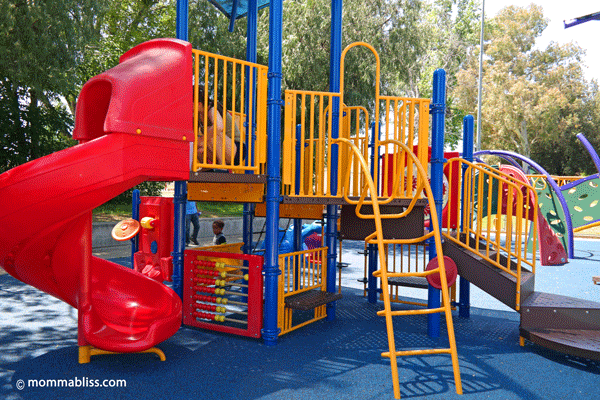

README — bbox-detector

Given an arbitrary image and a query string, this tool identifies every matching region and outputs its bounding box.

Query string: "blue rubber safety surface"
[1,239,599,400]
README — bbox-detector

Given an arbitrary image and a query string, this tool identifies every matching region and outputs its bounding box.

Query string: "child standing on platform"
[212,220,226,245]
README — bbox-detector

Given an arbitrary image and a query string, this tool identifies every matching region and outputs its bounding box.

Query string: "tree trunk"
[28,87,40,161]
[519,120,530,159]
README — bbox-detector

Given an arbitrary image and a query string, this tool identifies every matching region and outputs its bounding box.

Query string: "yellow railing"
[277,247,328,335]
[281,42,430,202]
[335,137,462,399]
[282,90,342,197]
[191,49,268,173]
[340,105,370,195]
[380,242,457,307]
[443,159,539,309]
[377,96,430,198]
[528,174,581,188]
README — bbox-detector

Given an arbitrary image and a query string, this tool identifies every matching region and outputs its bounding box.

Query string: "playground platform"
[1,238,599,400]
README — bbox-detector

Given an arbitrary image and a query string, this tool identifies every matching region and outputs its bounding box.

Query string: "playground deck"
[1,238,599,400]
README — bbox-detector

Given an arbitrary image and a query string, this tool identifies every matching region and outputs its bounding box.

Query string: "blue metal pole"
[427,69,446,337]
[459,115,474,319]
[228,0,239,32]
[262,0,284,346]
[242,0,258,256]
[175,0,188,41]
[367,243,378,303]
[130,189,141,269]
[172,0,189,301]
[325,0,342,319]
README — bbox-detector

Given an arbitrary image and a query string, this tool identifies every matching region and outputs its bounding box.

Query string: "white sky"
[484,1,600,82]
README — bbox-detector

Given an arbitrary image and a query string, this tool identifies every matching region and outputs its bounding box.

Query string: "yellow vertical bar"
[418,100,430,169]
[408,100,416,198]
[505,183,514,271]
[298,94,306,196]
[240,62,247,167]
[316,94,324,196]
[354,109,361,195]
[283,92,294,186]
[277,256,284,332]
[258,66,268,166]
[211,57,219,166]
[307,95,315,196]
[494,175,502,264]
[222,59,229,167]
[202,54,211,166]
[476,169,484,253]
[193,51,200,172]
[486,171,494,257]
[231,60,237,167]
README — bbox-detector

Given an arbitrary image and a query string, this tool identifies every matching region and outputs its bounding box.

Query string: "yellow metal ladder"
[335,138,462,399]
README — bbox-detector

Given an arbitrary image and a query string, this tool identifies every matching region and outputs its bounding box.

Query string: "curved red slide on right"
[499,165,567,265]
[0,39,193,356]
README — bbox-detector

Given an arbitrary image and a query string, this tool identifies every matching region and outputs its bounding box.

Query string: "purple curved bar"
[576,133,600,175]
[474,150,574,259]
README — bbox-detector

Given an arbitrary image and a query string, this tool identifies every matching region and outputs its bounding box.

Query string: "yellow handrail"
[334,137,462,399]
[528,174,581,188]
[443,159,539,310]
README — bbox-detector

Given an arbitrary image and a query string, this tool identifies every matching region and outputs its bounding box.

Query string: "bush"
[104,181,165,206]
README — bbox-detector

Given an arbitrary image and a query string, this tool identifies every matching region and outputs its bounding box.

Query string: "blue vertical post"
[262,0,284,346]
[172,0,189,300]
[130,189,141,269]
[325,0,343,320]
[369,122,381,193]
[459,115,474,318]
[366,121,379,303]
[242,0,258,255]
[427,69,446,337]
[367,243,378,303]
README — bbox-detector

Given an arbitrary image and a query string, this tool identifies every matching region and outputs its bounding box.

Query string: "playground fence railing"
[380,242,457,307]
[528,174,582,188]
[281,89,430,202]
[443,159,538,310]
[191,49,268,173]
[277,246,328,335]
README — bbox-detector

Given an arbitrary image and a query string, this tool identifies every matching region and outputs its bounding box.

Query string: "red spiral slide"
[0,39,193,356]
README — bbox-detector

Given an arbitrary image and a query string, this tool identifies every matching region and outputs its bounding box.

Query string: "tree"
[255,0,429,112]
[418,0,482,148]
[453,5,594,174]
[0,0,108,172]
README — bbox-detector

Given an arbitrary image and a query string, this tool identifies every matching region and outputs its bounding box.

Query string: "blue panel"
[207,0,270,20]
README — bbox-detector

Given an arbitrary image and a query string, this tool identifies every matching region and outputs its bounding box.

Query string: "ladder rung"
[377,307,446,317]
[374,270,437,278]
[382,348,453,358]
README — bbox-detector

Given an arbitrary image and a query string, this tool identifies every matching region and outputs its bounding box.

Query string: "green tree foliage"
[1,0,492,177]
[0,0,108,173]
[418,0,481,148]
[256,0,428,111]
[453,5,598,175]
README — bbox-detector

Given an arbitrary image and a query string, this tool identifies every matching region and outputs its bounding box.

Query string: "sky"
[484,1,600,82]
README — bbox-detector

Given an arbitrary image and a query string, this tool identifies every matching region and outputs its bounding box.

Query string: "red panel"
[381,147,460,229]
[499,165,567,266]
[183,251,264,338]
[134,197,175,282]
